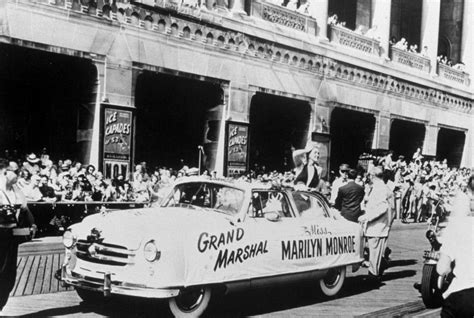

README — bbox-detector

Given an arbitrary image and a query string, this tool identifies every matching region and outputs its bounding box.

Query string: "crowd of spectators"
[6,147,472,225]
[357,149,472,223]
[3,150,207,205]
[437,55,466,72]
[389,37,466,72]
[239,148,472,225]
[265,0,315,16]
[390,37,429,57]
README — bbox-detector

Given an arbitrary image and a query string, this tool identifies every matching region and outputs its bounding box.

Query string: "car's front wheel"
[169,286,212,318]
[319,266,346,297]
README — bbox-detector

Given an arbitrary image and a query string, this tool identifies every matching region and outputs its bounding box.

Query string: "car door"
[233,189,306,279]
[289,191,364,269]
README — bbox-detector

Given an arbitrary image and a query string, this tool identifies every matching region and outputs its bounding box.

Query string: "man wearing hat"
[358,166,392,283]
[330,163,350,205]
[22,153,40,175]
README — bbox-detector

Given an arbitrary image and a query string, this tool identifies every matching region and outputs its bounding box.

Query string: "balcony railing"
[437,63,470,86]
[390,46,431,73]
[251,0,317,35]
[329,25,380,56]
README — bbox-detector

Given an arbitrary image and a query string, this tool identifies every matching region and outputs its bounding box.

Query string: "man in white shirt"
[358,166,392,282]
[437,175,474,317]
[330,163,349,205]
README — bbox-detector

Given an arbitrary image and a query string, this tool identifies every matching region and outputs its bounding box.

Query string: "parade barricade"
[27,201,150,236]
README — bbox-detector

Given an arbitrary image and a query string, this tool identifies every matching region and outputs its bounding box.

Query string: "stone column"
[356,0,372,30]
[420,0,441,75]
[314,102,331,134]
[230,0,245,14]
[460,131,472,168]
[371,112,391,152]
[371,0,392,58]
[314,102,332,178]
[215,0,228,11]
[206,0,214,10]
[422,124,439,157]
[103,57,134,107]
[312,0,329,41]
[461,0,473,75]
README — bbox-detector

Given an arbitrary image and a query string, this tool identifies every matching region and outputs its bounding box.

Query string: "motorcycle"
[413,214,452,308]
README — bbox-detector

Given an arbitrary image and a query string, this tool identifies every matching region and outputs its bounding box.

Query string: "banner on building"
[224,121,249,177]
[101,106,134,179]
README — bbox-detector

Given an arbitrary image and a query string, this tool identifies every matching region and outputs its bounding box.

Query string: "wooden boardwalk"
[10,253,71,297]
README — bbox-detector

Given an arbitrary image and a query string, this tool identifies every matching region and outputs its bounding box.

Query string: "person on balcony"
[328,14,338,26]
[297,0,310,15]
[409,44,418,54]
[393,38,408,51]
[285,0,298,11]
[354,25,365,35]
[364,25,380,41]
[182,0,199,8]
[420,45,429,57]
[453,62,465,71]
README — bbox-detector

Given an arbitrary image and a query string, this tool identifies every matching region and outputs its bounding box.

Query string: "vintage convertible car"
[59,178,364,317]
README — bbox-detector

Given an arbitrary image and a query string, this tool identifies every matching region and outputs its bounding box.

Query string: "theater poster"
[101,106,134,179]
[224,121,249,177]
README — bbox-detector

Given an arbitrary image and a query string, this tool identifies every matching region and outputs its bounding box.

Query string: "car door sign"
[196,228,268,271]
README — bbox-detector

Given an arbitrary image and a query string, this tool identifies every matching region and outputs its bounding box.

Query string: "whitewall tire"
[169,286,212,318]
[319,266,346,297]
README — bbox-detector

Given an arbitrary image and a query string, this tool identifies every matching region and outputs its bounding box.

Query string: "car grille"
[75,240,135,266]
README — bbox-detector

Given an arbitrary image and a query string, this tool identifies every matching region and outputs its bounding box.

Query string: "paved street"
[1,220,441,317]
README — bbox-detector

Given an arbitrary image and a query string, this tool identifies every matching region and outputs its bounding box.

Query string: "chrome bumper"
[60,265,180,299]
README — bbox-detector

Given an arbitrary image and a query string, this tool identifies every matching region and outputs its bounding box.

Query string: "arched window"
[438,36,451,60]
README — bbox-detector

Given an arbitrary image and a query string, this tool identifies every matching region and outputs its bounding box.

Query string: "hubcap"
[324,268,341,287]
[176,288,205,312]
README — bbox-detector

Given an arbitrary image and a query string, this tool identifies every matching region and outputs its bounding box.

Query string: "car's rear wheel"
[319,266,346,297]
[75,287,105,304]
[169,286,212,318]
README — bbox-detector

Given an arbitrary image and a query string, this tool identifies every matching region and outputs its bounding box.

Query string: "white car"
[60,178,364,317]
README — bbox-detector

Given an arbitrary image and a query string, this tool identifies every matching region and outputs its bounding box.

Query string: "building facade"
[0,0,472,178]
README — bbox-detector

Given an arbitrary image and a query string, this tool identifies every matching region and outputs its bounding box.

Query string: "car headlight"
[62,230,76,249]
[143,240,161,262]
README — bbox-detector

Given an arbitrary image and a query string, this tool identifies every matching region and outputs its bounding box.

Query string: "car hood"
[70,207,232,250]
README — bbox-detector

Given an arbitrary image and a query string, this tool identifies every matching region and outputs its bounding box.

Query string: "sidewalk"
[19,235,63,256]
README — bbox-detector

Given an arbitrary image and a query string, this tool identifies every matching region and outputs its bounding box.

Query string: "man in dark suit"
[334,169,365,223]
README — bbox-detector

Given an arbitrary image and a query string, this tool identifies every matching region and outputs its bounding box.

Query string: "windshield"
[162,182,245,216]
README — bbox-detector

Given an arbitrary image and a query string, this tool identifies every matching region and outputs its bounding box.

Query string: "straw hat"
[26,153,40,164]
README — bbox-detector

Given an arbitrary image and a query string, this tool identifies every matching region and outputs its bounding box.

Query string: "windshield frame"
[161,181,247,217]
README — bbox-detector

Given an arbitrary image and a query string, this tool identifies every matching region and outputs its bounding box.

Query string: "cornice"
[5,0,473,115]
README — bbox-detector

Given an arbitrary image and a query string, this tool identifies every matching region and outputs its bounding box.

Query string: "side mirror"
[264,211,281,222]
